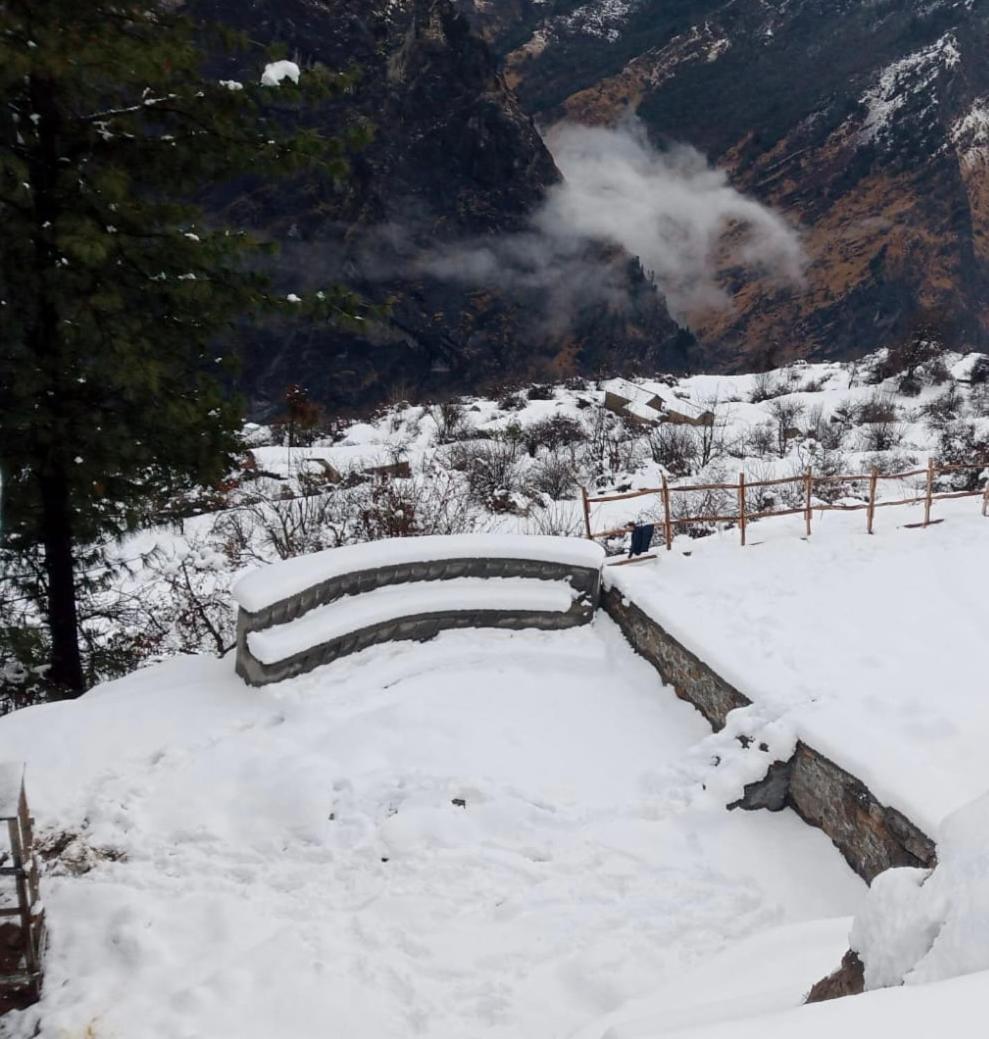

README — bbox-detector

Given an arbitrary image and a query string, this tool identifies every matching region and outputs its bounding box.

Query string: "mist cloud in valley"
[415,121,807,327]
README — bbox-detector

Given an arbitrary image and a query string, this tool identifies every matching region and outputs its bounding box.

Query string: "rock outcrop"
[191,0,686,414]
[464,0,989,369]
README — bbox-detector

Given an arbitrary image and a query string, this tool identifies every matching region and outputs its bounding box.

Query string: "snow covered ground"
[606,495,989,838]
[0,620,864,1038]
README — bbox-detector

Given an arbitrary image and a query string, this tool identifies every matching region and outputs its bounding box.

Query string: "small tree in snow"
[0,1,368,696]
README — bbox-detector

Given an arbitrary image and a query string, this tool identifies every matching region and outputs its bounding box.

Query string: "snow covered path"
[0,620,863,1038]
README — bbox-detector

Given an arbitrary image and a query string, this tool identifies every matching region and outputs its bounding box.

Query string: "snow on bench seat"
[247,577,578,665]
[233,534,604,614]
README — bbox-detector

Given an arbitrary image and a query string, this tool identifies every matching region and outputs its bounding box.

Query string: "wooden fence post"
[738,472,747,547]
[580,486,592,540]
[983,477,989,518]
[924,458,935,528]
[661,474,673,551]
[867,468,879,535]
[804,468,813,538]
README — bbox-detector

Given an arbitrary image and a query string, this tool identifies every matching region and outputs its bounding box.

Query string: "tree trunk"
[26,73,84,697]
[39,469,85,698]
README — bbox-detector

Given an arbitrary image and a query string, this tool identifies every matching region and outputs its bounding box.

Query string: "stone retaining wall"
[601,585,936,882]
[236,556,601,687]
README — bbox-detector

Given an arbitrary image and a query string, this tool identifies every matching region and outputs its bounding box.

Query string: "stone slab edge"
[237,600,594,686]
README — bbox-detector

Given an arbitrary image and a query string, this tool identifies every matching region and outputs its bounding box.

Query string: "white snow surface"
[233,534,605,613]
[260,60,300,87]
[247,576,578,664]
[593,966,989,1039]
[606,497,989,837]
[0,620,863,1038]
[851,792,989,990]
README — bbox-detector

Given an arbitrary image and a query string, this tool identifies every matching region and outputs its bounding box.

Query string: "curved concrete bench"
[233,535,605,686]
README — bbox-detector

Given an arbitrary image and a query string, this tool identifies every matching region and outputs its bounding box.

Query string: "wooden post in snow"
[924,458,935,528]
[804,468,813,538]
[661,474,673,551]
[867,468,879,535]
[983,477,989,518]
[738,472,747,547]
[580,486,592,540]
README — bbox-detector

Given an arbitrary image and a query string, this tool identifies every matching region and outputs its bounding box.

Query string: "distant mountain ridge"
[190,0,686,416]
[456,0,989,368]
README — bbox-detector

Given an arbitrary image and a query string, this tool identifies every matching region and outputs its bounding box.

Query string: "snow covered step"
[247,577,578,666]
[233,534,605,615]
[233,535,604,685]
[234,536,605,686]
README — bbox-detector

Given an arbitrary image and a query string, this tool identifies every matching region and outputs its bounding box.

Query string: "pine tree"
[0,1,367,697]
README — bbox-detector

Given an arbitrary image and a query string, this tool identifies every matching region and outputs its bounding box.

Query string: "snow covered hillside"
[0,622,863,1037]
[0,354,986,1036]
[9,346,978,687]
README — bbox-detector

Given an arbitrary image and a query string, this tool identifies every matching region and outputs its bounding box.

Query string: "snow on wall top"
[604,499,989,836]
[247,577,577,664]
[232,535,605,613]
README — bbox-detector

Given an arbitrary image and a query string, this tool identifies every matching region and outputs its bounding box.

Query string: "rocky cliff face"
[461,0,989,368]
[191,0,686,414]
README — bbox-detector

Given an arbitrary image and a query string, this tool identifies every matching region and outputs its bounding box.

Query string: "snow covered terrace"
[0,503,987,1036]
[606,495,989,840]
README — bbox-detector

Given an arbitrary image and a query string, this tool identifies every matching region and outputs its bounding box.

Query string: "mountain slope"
[191,0,686,414]
[461,0,989,368]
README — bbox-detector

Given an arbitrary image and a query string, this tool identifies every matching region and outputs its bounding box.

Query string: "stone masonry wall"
[601,584,936,882]
[236,556,601,687]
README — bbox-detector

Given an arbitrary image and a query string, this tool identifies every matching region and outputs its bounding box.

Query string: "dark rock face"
[190,0,686,415]
[806,950,866,1004]
[465,0,989,368]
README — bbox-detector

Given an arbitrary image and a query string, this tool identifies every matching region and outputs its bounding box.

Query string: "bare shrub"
[669,466,735,532]
[861,451,920,477]
[818,416,847,451]
[524,502,583,537]
[857,419,905,452]
[524,414,586,454]
[528,452,579,501]
[804,403,828,442]
[768,398,805,458]
[429,401,473,444]
[922,384,965,429]
[498,392,526,412]
[971,383,989,418]
[581,409,648,482]
[742,461,803,514]
[747,421,777,458]
[450,441,523,503]
[800,375,829,393]
[647,424,698,476]
[857,393,898,425]
[749,371,785,403]
[935,421,989,491]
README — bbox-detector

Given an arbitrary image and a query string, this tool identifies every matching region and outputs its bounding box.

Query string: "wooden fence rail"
[581,458,989,551]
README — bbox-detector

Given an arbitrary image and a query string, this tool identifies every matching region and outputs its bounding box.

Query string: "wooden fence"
[581,459,989,550]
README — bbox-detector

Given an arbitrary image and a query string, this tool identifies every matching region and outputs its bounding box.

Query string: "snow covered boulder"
[260,60,300,87]
[817,793,989,999]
